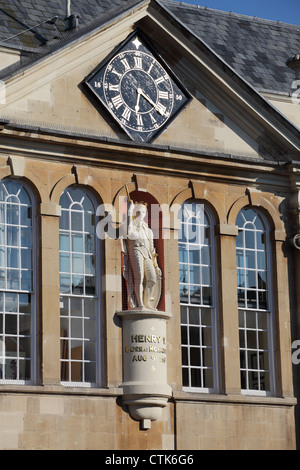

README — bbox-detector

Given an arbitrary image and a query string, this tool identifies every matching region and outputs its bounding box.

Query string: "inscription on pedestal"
[125,334,166,364]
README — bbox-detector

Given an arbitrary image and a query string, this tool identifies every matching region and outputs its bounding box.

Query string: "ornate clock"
[85,31,191,143]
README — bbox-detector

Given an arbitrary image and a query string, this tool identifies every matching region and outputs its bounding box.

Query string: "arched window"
[236,207,275,395]
[59,187,102,386]
[179,201,218,392]
[0,179,35,383]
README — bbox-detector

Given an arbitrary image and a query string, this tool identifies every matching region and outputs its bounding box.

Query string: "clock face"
[85,31,191,142]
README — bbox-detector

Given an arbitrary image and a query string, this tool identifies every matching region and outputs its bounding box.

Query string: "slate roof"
[0,0,299,95]
[0,0,142,49]
[163,1,300,95]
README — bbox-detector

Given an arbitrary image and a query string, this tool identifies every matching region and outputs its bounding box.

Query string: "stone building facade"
[0,0,299,450]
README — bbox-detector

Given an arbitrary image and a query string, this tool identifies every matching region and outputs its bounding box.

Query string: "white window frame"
[0,178,37,385]
[179,201,219,393]
[59,187,103,388]
[236,207,276,397]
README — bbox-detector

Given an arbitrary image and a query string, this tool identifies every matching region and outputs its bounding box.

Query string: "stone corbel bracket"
[117,309,172,430]
[0,156,24,179]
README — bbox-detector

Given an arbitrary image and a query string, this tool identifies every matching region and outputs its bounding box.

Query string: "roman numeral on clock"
[150,113,157,124]
[158,91,169,100]
[122,107,131,121]
[121,59,130,71]
[111,94,123,109]
[155,76,165,85]
[136,114,143,126]
[156,102,167,115]
[109,84,120,92]
[134,56,143,69]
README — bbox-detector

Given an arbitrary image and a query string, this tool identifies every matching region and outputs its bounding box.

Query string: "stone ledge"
[172,390,297,407]
[0,384,123,397]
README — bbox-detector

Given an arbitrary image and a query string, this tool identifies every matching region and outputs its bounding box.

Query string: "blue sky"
[172,0,300,25]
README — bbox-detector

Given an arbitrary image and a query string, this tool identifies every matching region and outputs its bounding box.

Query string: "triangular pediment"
[0,0,299,162]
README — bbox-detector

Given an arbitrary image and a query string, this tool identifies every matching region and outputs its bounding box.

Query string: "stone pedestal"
[117,309,172,429]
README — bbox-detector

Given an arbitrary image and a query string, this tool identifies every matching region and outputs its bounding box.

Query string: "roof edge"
[161,0,300,28]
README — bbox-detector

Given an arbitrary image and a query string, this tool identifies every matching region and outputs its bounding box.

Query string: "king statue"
[121,199,162,311]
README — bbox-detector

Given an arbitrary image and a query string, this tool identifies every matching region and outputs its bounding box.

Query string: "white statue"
[122,200,162,311]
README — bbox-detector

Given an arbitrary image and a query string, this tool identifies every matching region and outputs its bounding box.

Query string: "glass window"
[179,201,218,392]
[236,207,275,395]
[0,179,35,383]
[59,187,102,386]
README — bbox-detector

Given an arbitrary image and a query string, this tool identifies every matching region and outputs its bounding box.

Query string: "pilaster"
[216,223,241,395]
[38,202,61,385]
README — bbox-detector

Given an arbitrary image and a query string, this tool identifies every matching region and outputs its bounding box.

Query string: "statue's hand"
[156,266,162,277]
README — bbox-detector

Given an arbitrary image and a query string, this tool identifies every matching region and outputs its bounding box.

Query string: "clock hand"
[137,88,165,116]
[135,89,141,113]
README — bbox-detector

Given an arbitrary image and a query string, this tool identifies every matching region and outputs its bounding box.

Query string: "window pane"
[189,249,200,265]
[203,348,213,367]
[180,285,188,304]
[190,347,201,366]
[85,234,95,253]
[7,248,19,268]
[6,202,19,225]
[201,246,210,265]
[0,269,5,289]
[189,307,199,325]
[59,233,70,251]
[236,249,244,268]
[190,285,201,304]
[189,265,200,284]
[201,309,211,326]
[71,297,82,317]
[84,298,95,318]
[245,230,255,249]
[189,326,200,345]
[85,213,94,233]
[60,253,70,273]
[21,250,31,270]
[179,264,188,283]
[202,266,211,285]
[203,369,213,388]
[237,269,245,288]
[60,274,71,294]
[59,211,69,230]
[71,210,83,232]
[191,368,202,388]
[181,325,188,345]
[21,228,31,248]
[85,362,96,384]
[0,248,4,268]
[180,306,187,324]
[7,269,19,290]
[85,255,95,276]
[182,367,189,387]
[72,254,84,274]
[72,234,83,252]
[182,346,188,365]
[257,251,266,270]
[6,292,18,312]
[21,270,32,292]
[202,287,212,305]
